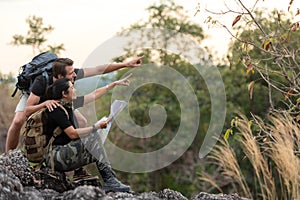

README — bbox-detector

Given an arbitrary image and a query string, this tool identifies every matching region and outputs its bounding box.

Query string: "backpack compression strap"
[11,87,18,97]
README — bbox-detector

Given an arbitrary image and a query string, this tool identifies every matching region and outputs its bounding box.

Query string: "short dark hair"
[46,78,71,100]
[52,58,74,78]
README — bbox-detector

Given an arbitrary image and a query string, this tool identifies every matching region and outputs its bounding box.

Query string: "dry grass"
[201,112,300,199]
[208,138,252,198]
[198,171,223,193]
[266,113,300,199]
[0,82,18,152]
[0,83,18,126]
[238,115,276,200]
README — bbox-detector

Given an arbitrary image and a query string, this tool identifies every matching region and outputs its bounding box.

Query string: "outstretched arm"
[82,56,143,78]
[83,74,132,105]
[64,118,111,139]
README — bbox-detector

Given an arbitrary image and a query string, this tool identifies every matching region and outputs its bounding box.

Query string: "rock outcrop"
[0,149,248,200]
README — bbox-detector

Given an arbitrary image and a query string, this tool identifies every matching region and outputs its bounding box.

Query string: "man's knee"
[12,112,26,128]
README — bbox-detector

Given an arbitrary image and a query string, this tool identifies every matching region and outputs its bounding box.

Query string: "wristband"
[92,124,97,133]
[105,85,109,91]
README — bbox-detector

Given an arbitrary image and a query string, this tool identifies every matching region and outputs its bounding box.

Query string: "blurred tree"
[108,0,300,197]
[0,73,18,153]
[96,0,209,197]
[0,15,65,152]
[11,15,65,55]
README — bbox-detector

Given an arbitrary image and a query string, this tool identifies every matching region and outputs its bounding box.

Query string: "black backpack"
[12,52,58,97]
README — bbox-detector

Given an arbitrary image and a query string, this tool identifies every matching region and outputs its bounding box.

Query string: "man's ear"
[62,91,67,98]
[57,74,64,79]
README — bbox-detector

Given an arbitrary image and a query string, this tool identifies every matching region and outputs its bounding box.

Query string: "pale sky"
[0,0,299,75]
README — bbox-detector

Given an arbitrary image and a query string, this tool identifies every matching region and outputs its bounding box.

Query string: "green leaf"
[230,118,236,127]
[224,128,233,141]
[262,39,272,50]
[247,120,253,129]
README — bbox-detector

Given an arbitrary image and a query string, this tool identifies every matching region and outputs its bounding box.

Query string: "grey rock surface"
[192,192,250,200]
[0,149,248,200]
[0,149,34,186]
[0,165,23,200]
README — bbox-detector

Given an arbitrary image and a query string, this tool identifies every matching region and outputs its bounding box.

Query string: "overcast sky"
[0,0,298,75]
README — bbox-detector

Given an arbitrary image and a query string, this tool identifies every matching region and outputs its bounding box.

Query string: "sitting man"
[44,78,131,192]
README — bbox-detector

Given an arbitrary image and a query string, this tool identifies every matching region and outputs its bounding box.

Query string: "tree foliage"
[95,0,207,197]
[117,0,207,65]
[231,10,300,111]
[197,0,300,198]
[11,15,65,55]
[204,0,300,114]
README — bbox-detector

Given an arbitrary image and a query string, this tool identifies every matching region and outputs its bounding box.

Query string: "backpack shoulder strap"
[58,104,69,118]
[52,104,69,136]
[42,71,49,83]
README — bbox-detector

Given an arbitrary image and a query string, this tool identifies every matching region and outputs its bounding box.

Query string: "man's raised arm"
[82,74,132,106]
[82,56,143,78]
